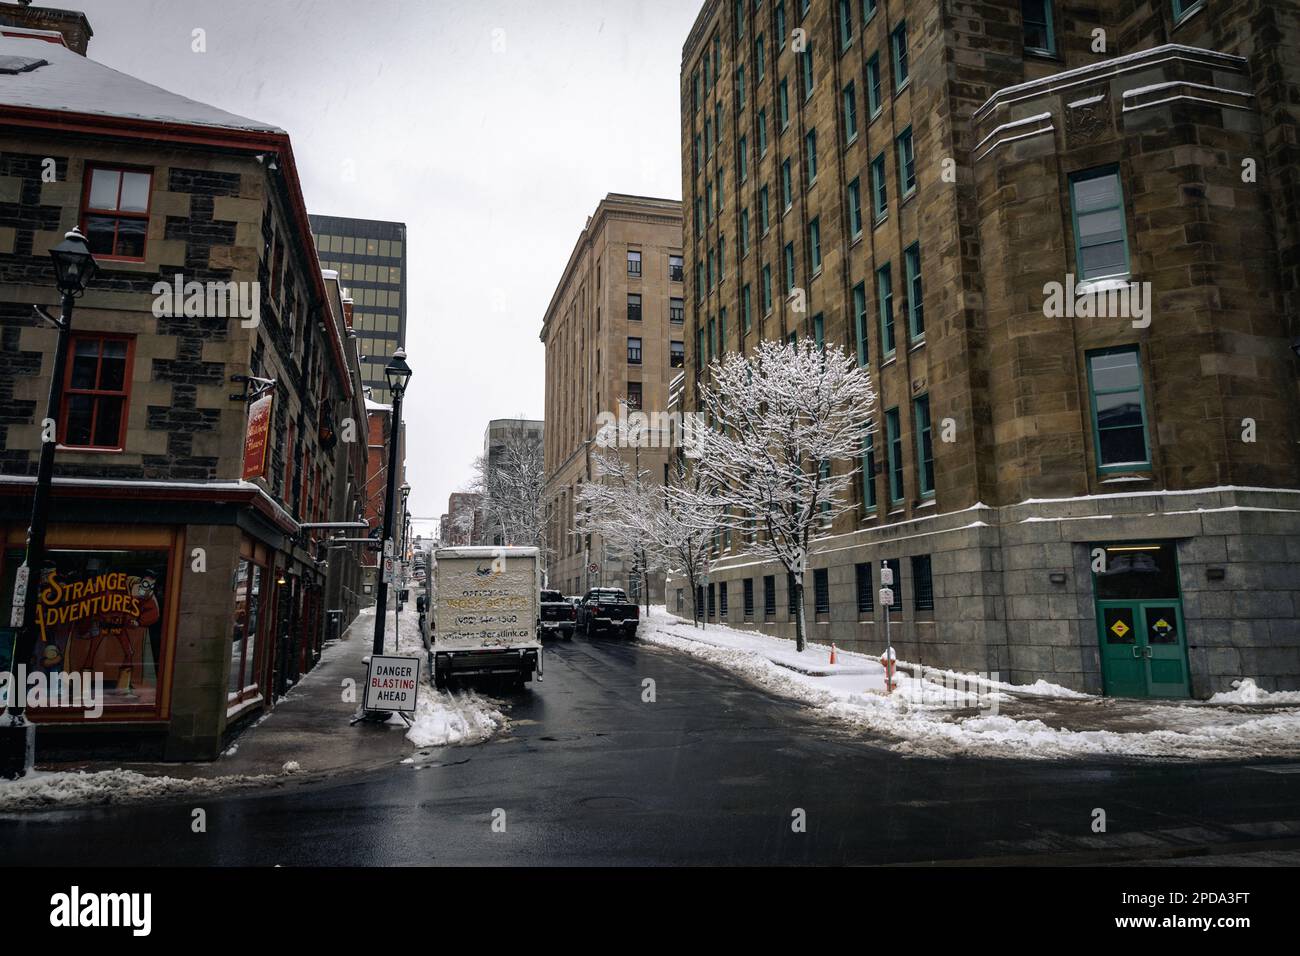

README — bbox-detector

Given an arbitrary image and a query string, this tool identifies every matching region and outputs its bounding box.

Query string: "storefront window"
[228,558,265,700]
[1,546,169,712]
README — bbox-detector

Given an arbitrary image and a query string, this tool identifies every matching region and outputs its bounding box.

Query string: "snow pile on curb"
[0,767,281,812]
[1207,678,1300,705]
[639,607,1300,760]
[382,600,506,748]
[406,688,503,748]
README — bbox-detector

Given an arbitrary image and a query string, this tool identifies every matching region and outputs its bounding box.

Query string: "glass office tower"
[309,214,407,404]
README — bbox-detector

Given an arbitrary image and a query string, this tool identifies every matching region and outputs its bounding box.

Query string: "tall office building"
[310,214,407,403]
[541,194,685,600]
[676,0,1300,697]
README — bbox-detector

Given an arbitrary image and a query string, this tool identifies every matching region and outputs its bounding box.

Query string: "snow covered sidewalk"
[0,601,503,812]
[639,607,1300,761]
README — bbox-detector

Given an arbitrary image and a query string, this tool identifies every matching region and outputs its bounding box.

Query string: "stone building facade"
[541,194,685,600]
[0,30,366,756]
[672,0,1300,696]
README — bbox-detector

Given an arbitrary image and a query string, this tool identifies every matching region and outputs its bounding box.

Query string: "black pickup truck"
[538,589,576,639]
[576,587,640,638]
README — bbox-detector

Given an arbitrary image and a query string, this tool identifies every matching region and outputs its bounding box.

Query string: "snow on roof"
[365,398,393,412]
[0,34,282,133]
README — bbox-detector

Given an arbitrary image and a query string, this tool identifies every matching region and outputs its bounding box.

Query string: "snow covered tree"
[472,423,549,558]
[577,416,723,624]
[688,339,876,651]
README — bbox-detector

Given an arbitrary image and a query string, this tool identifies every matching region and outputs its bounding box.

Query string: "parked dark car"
[539,588,576,639]
[576,587,639,638]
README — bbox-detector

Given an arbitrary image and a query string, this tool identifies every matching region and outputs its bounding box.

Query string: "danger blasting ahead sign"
[364,654,421,713]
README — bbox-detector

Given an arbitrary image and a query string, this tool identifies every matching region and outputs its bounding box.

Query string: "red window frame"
[80,163,153,261]
[59,332,135,451]
[229,553,270,704]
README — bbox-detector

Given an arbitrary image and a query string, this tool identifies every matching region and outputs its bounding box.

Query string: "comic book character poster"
[1,548,169,712]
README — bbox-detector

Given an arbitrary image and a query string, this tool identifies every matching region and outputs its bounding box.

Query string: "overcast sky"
[71,0,699,536]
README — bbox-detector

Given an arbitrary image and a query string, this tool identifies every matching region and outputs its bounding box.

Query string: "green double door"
[1096,601,1190,699]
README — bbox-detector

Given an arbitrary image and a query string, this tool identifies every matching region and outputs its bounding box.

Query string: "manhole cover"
[578,796,640,810]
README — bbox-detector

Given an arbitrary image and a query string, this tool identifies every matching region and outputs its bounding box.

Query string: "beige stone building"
[540,194,685,600]
[673,0,1300,697]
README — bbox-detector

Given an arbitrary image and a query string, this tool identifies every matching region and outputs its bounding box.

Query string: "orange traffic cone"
[829,643,838,665]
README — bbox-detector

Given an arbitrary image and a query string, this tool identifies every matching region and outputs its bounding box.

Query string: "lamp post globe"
[384,347,412,396]
[49,226,98,296]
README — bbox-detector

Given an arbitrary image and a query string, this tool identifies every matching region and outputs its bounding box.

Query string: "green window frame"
[735,0,746,39]
[809,216,821,274]
[718,235,726,281]
[759,185,770,233]
[742,284,753,332]
[839,0,854,48]
[852,281,868,366]
[779,78,790,129]
[737,64,746,110]
[762,264,773,313]
[719,308,727,354]
[884,407,904,504]
[896,125,916,198]
[707,247,715,289]
[862,431,878,512]
[800,42,814,99]
[847,177,863,237]
[708,316,717,360]
[813,312,824,348]
[758,109,768,155]
[904,242,924,340]
[870,152,888,222]
[1069,165,1130,282]
[781,158,793,210]
[877,262,895,357]
[741,207,750,253]
[914,394,934,497]
[738,136,748,182]
[863,0,878,23]
[866,53,883,117]
[783,242,796,293]
[755,34,766,82]
[1172,0,1203,23]
[843,81,858,142]
[706,182,713,222]
[805,128,817,185]
[1022,0,1056,55]
[1085,346,1152,472]
[777,1,786,48]
[891,21,909,91]
[705,118,712,158]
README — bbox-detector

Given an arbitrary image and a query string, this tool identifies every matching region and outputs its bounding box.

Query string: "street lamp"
[371,348,411,657]
[6,228,97,733]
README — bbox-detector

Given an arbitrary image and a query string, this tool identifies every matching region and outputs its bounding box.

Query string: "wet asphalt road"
[4,634,1299,865]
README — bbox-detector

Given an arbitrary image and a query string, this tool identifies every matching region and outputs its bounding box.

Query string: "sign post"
[880,561,896,693]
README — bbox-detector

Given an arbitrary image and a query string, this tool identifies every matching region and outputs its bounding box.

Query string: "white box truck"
[430,546,541,690]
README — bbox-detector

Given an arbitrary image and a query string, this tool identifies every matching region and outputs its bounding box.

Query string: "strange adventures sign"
[242,394,274,481]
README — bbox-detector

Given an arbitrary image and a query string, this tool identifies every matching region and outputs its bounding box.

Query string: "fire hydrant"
[879,646,897,694]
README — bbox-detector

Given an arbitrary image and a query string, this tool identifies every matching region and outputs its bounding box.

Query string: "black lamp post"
[371,348,411,655]
[5,228,97,734]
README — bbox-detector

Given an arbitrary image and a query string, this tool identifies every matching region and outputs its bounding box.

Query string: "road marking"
[1247,764,1300,774]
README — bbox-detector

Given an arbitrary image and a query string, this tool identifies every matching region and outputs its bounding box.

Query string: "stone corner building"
[673,0,1300,697]
[540,193,685,600]
[0,20,370,758]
